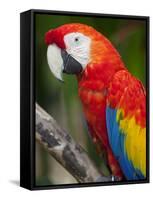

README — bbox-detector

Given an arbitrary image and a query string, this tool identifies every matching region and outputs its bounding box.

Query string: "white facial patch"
[47,44,64,81]
[64,32,91,68]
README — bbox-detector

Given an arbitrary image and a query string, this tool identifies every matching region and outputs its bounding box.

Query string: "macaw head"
[45,23,122,81]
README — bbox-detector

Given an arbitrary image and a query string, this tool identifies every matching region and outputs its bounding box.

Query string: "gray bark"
[36,103,111,183]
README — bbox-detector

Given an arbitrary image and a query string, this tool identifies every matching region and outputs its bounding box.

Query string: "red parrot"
[45,23,146,180]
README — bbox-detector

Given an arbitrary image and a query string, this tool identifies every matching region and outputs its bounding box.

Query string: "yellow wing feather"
[117,109,146,176]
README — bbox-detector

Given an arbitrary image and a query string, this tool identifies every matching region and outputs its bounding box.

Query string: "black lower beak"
[61,50,83,74]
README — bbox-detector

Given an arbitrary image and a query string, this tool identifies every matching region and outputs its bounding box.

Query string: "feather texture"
[106,70,146,180]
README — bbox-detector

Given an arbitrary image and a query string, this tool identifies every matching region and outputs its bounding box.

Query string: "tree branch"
[36,103,111,183]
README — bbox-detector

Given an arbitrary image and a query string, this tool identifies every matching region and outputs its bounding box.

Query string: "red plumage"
[78,63,125,179]
[45,23,145,180]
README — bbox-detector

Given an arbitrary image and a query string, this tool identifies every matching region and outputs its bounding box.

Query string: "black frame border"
[20,9,150,190]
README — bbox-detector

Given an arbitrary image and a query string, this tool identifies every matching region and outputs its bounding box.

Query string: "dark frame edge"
[20,10,34,190]
[146,16,150,183]
[30,9,149,19]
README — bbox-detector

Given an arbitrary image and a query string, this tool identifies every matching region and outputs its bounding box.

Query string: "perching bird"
[45,23,146,181]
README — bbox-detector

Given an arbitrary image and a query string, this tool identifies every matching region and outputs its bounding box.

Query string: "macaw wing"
[106,70,146,180]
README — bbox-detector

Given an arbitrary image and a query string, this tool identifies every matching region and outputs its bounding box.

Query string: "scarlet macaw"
[45,23,146,180]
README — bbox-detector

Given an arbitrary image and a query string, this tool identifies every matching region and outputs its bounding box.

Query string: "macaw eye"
[75,37,79,42]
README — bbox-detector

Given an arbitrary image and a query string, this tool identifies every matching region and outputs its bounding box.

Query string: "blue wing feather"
[106,106,145,180]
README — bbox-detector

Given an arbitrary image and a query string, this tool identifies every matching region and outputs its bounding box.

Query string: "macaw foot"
[107,149,124,180]
[95,175,122,182]
[111,175,122,181]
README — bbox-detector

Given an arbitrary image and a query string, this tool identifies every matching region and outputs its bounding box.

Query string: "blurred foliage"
[35,13,146,186]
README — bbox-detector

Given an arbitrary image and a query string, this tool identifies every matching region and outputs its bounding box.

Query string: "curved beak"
[47,44,83,82]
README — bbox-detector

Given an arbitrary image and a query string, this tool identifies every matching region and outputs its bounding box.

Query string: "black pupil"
[75,37,79,42]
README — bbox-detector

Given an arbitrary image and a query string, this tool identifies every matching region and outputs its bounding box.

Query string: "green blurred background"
[35,13,146,186]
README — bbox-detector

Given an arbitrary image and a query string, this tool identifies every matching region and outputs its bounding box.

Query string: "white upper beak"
[47,44,64,81]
